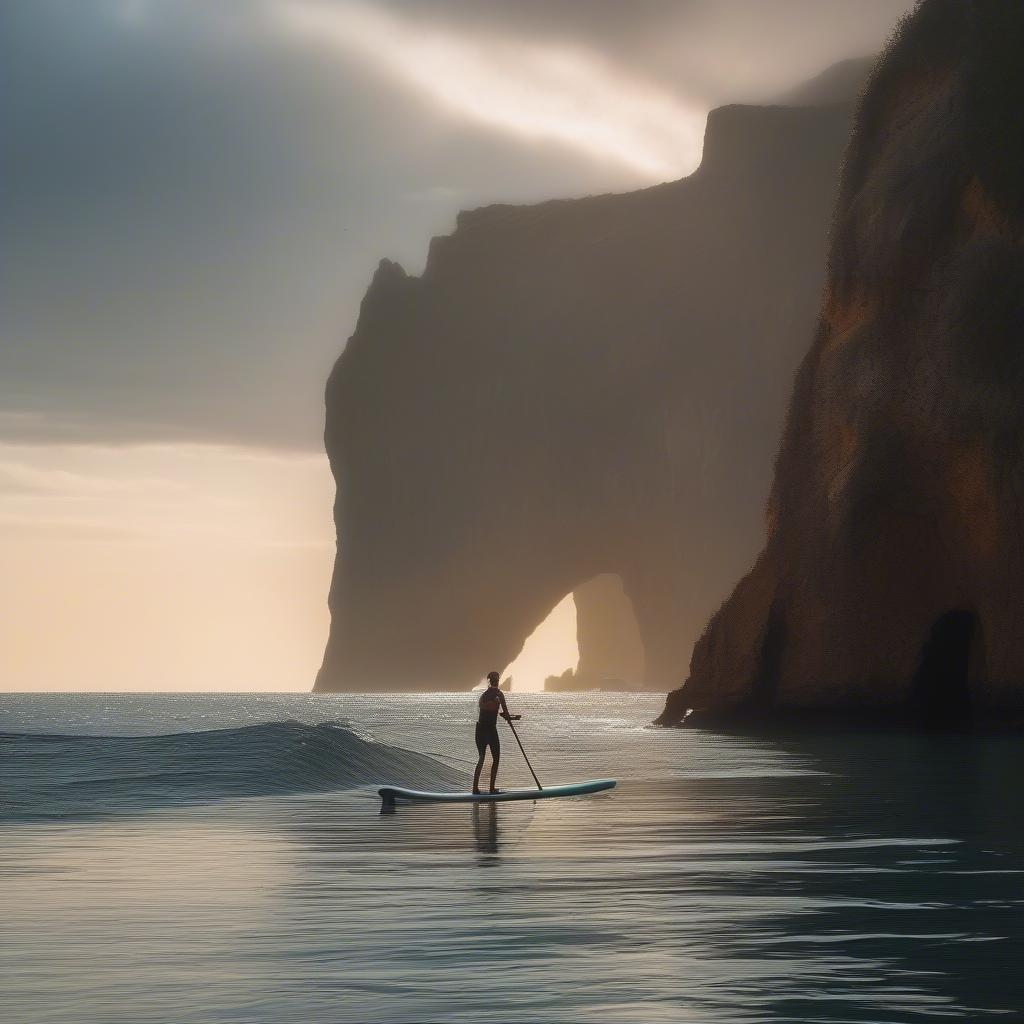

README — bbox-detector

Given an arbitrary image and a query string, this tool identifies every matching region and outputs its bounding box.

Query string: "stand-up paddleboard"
[379,778,616,806]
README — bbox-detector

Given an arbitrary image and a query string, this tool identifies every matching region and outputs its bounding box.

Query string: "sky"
[1,0,913,692]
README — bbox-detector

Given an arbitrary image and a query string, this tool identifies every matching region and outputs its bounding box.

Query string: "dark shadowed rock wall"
[316,96,856,692]
[660,0,1024,725]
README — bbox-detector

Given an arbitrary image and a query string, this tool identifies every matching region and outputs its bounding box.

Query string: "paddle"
[504,715,543,791]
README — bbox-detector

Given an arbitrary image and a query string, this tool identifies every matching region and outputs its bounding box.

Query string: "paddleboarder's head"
[486,671,500,687]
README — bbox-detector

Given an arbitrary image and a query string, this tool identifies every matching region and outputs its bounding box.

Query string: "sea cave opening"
[911,608,979,727]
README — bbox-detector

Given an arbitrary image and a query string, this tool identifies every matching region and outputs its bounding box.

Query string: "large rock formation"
[316,87,857,692]
[660,0,1024,726]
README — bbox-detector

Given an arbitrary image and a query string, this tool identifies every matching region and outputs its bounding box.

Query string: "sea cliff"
[660,0,1024,727]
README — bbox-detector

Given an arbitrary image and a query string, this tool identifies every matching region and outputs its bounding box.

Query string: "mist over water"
[3,692,1023,1022]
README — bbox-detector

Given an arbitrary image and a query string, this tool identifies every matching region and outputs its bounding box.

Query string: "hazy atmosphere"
[9,5,1024,1023]
[3,0,911,691]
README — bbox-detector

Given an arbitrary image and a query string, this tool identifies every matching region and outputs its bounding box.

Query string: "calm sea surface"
[2,692,1023,1023]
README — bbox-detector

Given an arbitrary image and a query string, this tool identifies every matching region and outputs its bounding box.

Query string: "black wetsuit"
[475,689,503,758]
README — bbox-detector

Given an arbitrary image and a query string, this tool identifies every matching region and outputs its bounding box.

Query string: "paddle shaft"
[504,716,543,790]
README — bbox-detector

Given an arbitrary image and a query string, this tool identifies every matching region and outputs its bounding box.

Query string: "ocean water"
[2,692,1023,1024]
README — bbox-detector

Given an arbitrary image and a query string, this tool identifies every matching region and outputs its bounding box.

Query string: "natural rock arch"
[314,99,856,693]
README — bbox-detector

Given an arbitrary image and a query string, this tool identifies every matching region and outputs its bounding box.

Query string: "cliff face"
[660,0,1024,725]
[316,97,854,692]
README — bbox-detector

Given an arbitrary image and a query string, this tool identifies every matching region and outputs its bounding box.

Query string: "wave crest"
[1,721,463,820]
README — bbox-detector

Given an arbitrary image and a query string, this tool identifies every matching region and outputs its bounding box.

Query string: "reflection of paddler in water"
[472,801,499,854]
[472,670,521,794]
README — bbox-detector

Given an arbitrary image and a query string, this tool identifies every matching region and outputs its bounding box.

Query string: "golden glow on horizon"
[274,0,706,181]
[0,443,581,692]
[0,444,334,691]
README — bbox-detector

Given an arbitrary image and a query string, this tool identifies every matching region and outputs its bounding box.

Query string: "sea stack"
[660,0,1024,727]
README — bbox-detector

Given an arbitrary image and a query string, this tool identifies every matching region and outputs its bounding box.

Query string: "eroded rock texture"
[660,0,1024,725]
[316,97,855,692]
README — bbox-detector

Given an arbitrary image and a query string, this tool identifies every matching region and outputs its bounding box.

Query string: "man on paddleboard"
[473,671,521,794]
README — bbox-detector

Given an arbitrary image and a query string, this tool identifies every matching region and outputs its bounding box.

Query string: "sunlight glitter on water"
[2,692,1023,1023]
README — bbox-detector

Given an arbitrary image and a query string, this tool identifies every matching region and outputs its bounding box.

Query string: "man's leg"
[473,727,486,793]
[489,737,500,792]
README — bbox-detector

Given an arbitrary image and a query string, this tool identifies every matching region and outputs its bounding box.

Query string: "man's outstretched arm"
[498,692,521,721]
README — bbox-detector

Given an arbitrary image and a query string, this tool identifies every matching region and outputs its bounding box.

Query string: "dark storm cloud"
[1,0,913,449]
[2,0,427,449]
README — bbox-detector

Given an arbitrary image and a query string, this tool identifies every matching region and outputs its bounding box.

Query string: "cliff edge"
[660,0,1024,726]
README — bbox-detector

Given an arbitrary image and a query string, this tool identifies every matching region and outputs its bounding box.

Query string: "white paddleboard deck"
[379,778,616,804]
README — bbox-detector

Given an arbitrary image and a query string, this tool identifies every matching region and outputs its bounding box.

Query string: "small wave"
[0,721,463,821]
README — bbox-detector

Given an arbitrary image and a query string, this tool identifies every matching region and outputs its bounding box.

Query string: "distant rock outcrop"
[660,0,1024,726]
[315,84,858,692]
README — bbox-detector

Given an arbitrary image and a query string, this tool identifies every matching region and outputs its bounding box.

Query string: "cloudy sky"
[1,0,913,691]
